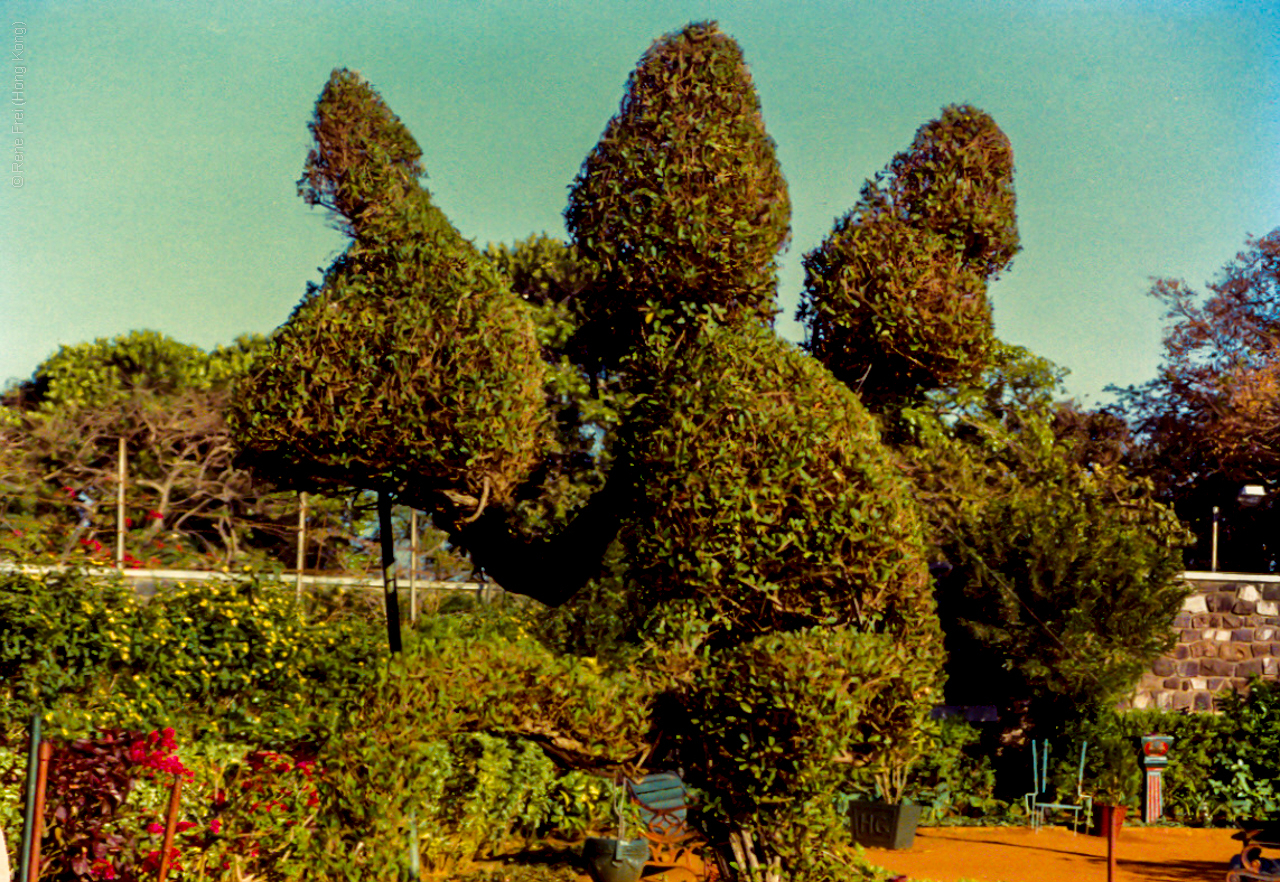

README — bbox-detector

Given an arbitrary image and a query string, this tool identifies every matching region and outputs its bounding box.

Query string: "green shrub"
[0,570,145,727]
[565,20,790,358]
[0,568,383,741]
[907,718,1005,823]
[1056,708,1230,822]
[1209,679,1280,821]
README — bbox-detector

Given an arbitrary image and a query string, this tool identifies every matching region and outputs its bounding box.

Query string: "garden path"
[863,823,1238,882]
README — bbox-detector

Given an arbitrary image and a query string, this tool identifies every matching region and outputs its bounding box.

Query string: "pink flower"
[147,822,164,835]
[209,818,222,835]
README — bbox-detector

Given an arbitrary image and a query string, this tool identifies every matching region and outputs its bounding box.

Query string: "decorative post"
[1141,734,1172,822]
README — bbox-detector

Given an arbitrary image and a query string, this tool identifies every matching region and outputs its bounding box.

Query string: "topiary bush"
[565,20,791,360]
[231,69,550,522]
[623,322,937,646]
[798,105,1018,407]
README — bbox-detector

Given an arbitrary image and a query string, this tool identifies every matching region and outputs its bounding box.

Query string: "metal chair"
[1024,740,1092,833]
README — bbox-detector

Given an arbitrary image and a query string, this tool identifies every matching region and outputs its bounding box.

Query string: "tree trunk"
[378,490,403,654]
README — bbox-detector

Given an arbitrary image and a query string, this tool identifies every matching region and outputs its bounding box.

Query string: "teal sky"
[2,0,1276,404]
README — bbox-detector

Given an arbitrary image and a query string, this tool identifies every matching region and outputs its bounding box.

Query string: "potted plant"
[583,779,649,882]
[1088,735,1140,838]
[847,727,926,850]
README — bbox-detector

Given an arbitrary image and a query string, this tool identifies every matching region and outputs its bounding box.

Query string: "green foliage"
[356,612,657,767]
[1210,679,1280,820]
[0,570,146,719]
[17,330,262,412]
[483,235,627,541]
[0,331,322,569]
[232,69,549,519]
[0,569,383,741]
[1052,709,1231,821]
[297,68,424,229]
[624,322,936,644]
[304,616,653,878]
[799,105,1018,406]
[900,346,1189,724]
[906,718,1004,823]
[684,626,940,819]
[565,21,790,361]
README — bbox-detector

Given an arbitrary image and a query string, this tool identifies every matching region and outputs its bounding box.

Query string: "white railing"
[0,560,487,594]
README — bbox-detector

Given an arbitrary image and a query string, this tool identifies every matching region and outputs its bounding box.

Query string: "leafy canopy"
[1114,229,1280,571]
[799,105,1019,408]
[231,70,549,519]
[565,21,791,362]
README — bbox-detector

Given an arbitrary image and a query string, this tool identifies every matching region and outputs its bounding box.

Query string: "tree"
[798,105,1019,408]
[231,70,554,647]
[1117,229,1280,571]
[0,331,309,568]
[233,70,550,521]
[897,344,1189,733]
[230,32,945,879]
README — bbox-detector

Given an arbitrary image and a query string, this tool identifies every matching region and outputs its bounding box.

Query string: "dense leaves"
[565,21,790,362]
[0,331,300,567]
[231,70,549,523]
[623,323,935,644]
[799,105,1018,407]
[898,346,1189,726]
[1117,229,1280,571]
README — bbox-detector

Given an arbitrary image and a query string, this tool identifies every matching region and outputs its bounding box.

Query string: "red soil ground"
[863,824,1242,882]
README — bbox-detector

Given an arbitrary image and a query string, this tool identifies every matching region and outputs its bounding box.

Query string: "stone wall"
[1131,572,1280,712]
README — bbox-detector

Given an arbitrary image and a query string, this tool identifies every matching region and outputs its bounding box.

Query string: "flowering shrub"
[38,728,193,882]
[1,569,383,741]
[0,571,145,727]
[195,745,326,878]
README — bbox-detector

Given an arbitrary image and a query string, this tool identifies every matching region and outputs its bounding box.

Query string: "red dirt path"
[862,824,1241,882]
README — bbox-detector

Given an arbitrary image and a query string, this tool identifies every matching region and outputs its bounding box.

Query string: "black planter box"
[582,837,649,882]
[848,802,922,850]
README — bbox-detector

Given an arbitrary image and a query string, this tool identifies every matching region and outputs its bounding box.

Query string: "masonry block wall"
[1131,573,1280,712]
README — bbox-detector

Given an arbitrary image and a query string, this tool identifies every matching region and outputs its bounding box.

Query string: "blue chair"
[1024,740,1092,833]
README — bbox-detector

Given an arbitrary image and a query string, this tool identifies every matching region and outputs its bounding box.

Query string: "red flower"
[176,820,197,833]
[209,818,222,835]
[146,822,164,835]
[90,859,116,880]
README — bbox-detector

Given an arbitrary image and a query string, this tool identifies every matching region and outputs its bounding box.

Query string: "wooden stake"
[116,437,127,570]
[296,492,307,609]
[157,774,183,882]
[409,509,418,625]
[1106,806,1117,882]
[26,741,51,882]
